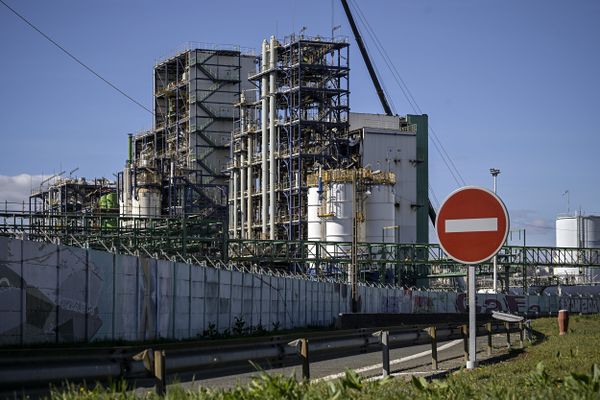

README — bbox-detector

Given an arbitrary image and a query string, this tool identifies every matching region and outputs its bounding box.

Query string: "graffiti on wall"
[0,244,104,343]
[454,293,541,314]
[1,237,600,346]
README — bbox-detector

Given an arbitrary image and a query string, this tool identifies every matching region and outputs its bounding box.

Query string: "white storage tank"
[325,183,354,243]
[306,186,322,271]
[555,214,600,278]
[307,187,323,242]
[132,188,161,217]
[364,184,396,243]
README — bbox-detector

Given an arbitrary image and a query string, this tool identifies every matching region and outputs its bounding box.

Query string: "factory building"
[227,34,428,244]
[348,112,429,244]
[119,46,255,220]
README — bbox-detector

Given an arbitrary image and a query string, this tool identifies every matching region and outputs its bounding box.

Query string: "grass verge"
[49,315,600,399]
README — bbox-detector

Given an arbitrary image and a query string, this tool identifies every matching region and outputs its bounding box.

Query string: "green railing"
[1,210,599,288]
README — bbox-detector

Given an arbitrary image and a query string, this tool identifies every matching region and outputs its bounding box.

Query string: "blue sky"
[0,0,598,246]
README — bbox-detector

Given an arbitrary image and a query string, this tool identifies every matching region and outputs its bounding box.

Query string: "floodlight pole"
[490,168,500,292]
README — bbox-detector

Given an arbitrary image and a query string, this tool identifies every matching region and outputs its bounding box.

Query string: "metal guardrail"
[0,321,525,395]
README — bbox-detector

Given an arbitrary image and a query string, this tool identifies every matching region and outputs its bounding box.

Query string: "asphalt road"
[161,332,522,392]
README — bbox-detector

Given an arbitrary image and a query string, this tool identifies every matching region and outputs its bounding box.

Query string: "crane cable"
[349,0,466,188]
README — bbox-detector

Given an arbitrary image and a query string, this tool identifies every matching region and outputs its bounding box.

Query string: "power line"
[349,0,466,187]
[0,0,153,115]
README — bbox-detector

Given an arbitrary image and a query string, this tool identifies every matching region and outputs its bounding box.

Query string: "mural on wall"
[0,241,104,343]
[1,236,599,346]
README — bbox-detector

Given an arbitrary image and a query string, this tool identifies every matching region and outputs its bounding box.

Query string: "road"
[153,331,521,393]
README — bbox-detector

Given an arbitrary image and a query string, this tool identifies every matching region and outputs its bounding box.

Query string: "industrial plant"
[0,0,599,300]
[2,28,599,291]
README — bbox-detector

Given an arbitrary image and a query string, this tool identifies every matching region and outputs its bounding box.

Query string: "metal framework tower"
[123,46,254,220]
[229,35,351,241]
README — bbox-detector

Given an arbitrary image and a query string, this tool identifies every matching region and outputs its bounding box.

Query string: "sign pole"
[435,186,510,370]
[466,265,477,369]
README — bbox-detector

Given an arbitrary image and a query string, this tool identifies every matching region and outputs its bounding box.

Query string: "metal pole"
[351,169,358,312]
[493,172,497,292]
[467,265,477,369]
[490,168,500,292]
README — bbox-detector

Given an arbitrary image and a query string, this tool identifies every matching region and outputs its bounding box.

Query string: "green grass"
[49,315,600,399]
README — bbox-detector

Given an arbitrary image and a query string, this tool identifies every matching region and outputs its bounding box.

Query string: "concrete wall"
[1,236,599,345]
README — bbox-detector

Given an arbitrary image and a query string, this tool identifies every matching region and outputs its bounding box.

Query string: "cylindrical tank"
[364,184,396,243]
[582,216,600,248]
[325,183,354,243]
[306,186,322,275]
[106,193,118,209]
[555,214,600,277]
[132,188,161,217]
[99,194,108,209]
[307,187,323,242]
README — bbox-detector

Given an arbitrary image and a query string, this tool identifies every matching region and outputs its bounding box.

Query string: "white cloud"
[0,174,44,209]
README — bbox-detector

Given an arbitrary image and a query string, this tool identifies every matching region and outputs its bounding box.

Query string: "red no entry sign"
[436,186,509,264]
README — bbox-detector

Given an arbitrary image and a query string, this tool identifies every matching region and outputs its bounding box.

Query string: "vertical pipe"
[232,169,238,239]
[128,133,133,164]
[261,40,269,238]
[351,170,358,311]
[247,134,253,239]
[240,151,246,239]
[269,36,277,240]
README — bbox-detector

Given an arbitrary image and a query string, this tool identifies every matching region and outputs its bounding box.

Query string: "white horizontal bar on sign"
[445,217,498,233]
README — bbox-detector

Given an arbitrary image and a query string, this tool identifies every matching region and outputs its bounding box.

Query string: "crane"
[340,0,437,227]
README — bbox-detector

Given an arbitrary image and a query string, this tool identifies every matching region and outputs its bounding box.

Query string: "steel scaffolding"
[122,46,254,222]
[229,35,351,242]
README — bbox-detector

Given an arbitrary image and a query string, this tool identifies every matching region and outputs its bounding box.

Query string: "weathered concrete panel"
[3,238,600,345]
[89,249,113,341]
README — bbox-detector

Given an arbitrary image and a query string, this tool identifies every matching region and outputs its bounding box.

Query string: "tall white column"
[247,135,253,239]
[269,35,277,240]
[240,151,246,239]
[232,169,238,238]
[261,40,269,238]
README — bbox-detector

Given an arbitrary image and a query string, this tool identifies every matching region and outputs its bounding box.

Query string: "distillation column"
[268,36,277,240]
[246,129,253,239]
[240,148,246,238]
[261,40,269,238]
[232,169,238,238]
